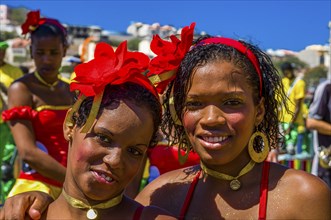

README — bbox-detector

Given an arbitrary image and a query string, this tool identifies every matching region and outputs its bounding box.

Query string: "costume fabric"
[179,161,270,220]
[2,105,70,197]
[148,143,200,175]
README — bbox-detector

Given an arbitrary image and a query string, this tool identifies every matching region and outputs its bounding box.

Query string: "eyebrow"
[97,126,114,137]
[187,91,246,98]
[97,126,149,148]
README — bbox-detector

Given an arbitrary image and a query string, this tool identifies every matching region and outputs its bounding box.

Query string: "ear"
[63,108,74,141]
[255,97,265,126]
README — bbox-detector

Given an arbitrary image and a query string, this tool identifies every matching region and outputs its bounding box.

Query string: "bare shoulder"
[142,205,177,220]
[136,165,199,206]
[269,163,331,219]
[8,76,33,107]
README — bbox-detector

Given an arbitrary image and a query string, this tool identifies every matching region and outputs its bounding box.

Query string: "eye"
[185,100,203,110]
[51,51,60,55]
[95,133,111,144]
[223,99,243,106]
[127,147,143,156]
[36,51,44,56]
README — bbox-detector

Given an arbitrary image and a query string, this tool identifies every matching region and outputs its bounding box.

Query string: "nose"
[42,54,53,64]
[200,105,226,127]
[103,147,123,169]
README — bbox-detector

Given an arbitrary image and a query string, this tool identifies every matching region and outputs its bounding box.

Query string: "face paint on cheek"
[73,143,94,163]
[182,111,199,135]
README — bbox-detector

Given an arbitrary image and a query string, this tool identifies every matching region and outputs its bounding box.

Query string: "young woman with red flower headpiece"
[1,10,74,199]
[1,22,330,219]
[0,38,176,219]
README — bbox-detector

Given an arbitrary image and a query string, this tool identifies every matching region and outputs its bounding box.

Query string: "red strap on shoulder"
[258,161,270,220]
[179,170,201,220]
[133,205,144,220]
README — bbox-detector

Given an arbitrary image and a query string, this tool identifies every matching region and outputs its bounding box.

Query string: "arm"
[0,191,53,220]
[306,118,331,136]
[7,82,66,182]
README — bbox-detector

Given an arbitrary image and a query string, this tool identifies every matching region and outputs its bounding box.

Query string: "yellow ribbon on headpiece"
[65,94,86,127]
[148,70,176,85]
[81,90,104,133]
[29,25,37,31]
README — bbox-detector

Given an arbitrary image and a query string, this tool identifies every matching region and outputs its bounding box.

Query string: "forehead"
[96,100,154,137]
[188,61,249,94]
[31,36,63,48]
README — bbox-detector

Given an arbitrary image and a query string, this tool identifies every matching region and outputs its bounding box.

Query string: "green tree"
[273,55,309,77]
[8,7,28,25]
[0,31,18,41]
[304,65,328,88]
[127,38,141,51]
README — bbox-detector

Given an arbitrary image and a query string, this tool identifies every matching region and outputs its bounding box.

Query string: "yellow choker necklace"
[200,160,255,191]
[34,71,60,91]
[62,189,123,220]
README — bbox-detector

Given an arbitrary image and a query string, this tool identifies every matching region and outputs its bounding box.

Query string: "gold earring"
[67,133,72,141]
[248,131,269,163]
[178,136,189,165]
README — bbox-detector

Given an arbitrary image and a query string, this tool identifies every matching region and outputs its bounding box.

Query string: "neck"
[61,189,124,220]
[36,71,59,84]
[200,159,256,191]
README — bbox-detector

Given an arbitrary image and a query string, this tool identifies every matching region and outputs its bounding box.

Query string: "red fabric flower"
[21,10,66,35]
[21,10,45,35]
[147,22,196,93]
[70,42,158,98]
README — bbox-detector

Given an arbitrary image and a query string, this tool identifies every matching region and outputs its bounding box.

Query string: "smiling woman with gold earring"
[1,10,74,199]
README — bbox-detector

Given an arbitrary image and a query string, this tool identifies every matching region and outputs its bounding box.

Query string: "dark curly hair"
[71,82,162,147]
[31,22,68,48]
[161,35,288,152]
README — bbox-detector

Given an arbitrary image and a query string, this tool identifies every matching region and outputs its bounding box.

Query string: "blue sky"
[2,0,331,52]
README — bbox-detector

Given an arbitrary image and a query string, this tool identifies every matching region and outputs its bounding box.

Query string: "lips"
[202,136,228,143]
[198,134,230,150]
[91,170,115,184]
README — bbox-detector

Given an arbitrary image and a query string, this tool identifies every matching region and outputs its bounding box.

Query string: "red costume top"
[2,105,70,187]
[179,161,270,220]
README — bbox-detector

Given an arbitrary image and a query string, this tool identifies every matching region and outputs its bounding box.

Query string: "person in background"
[306,78,331,188]
[279,62,306,157]
[0,40,24,204]
[1,10,74,199]
[1,22,330,220]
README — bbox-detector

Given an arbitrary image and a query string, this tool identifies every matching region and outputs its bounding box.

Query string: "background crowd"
[0,9,330,220]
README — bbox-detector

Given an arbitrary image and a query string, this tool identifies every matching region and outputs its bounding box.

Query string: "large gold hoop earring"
[178,136,189,165]
[248,131,269,163]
